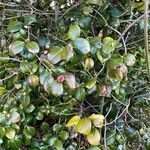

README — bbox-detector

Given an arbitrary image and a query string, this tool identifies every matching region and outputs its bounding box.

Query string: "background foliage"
[0,0,150,149]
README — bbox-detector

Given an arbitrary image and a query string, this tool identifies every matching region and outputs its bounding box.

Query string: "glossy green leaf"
[0,113,6,124]
[7,21,23,32]
[61,44,74,60]
[10,112,20,123]
[87,0,103,5]
[106,131,116,145]
[38,38,50,48]
[96,50,110,64]
[124,53,136,67]
[87,146,101,150]
[108,54,123,69]
[60,131,69,140]
[76,118,91,135]
[89,37,101,54]
[9,41,25,55]
[75,87,86,102]
[48,137,57,146]
[0,127,5,138]
[54,139,63,150]
[84,58,94,70]
[51,81,63,96]
[28,74,39,87]
[24,14,36,25]
[111,7,122,18]
[26,41,40,54]
[43,75,54,93]
[65,73,77,89]
[48,47,63,64]
[10,136,22,149]
[68,24,80,40]
[5,127,16,139]
[102,37,116,53]
[36,111,43,120]
[53,124,62,132]
[85,79,96,89]
[41,122,50,132]
[74,38,90,54]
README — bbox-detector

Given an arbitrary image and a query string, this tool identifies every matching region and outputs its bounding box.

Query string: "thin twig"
[144,0,150,80]
[117,10,150,43]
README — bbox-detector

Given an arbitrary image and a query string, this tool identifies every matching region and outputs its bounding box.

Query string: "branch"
[144,0,150,80]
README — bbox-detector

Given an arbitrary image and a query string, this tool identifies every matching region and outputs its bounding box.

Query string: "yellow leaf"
[66,115,80,127]
[0,87,7,96]
[89,114,104,128]
[76,118,91,135]
[87,128,100,145]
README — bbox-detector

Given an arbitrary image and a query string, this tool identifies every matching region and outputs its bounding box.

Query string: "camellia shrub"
[0,0,150,150]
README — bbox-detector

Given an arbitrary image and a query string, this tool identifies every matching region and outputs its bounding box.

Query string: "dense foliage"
[0,0,150,149]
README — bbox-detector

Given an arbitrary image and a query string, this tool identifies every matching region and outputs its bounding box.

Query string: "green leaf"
[66,115,80,127]
[41,122,50,132]
[43,76,54,93]
[0,127,5,138]
[53,124,62,132]
[78,16,92,29]
[54,139,63,150]
[86,128,100,145]
[108,54,123,69]
[28,74,39,87]
[48,47,63,64]
[9,41,25,55]
[10,112,20,123]
[24,14,36,25]
[89,37,101,54]
[84,58,94,70]
[125,127,137,141]
[106,131,116,145]
[76,118,91,135]
[75,87,86,102]
[124,53,136,67]
[26,41,40,54]
[0,87,7,96]
[21,95,30,107]
[87,0,103,5]
[38,38,50,48]
[89,114,104,128]
[60,131,69,141]
[96,50,110,64]
[7,21,23,32]
[102,37,116,53]
[51,81,63,96]
[39,68,49,85]
[48,137,57,146]
[111,7,122,18]
[85,79,96,89]
[65,73,77,89]
[36,111,43,120]
[115,64,128,81]
[87,146,101,150]
[23,126,36,139]
[74,38,90,54]
[0,113,6,124]
[68,24,80,40]
[5,127,16,139]
[61,44,74,61]
[10,136,22,149]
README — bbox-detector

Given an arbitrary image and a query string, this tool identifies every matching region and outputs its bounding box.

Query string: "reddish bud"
[57,75,65,83]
